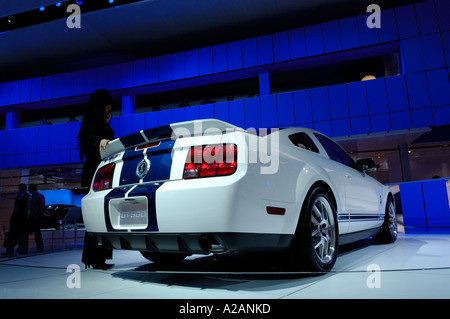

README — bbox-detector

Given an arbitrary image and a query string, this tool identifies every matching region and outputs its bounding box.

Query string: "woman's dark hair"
[86,89,113,122]
[78,89,113,160]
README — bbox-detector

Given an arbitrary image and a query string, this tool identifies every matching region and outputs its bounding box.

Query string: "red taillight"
[183,144,237,179]
[93,163,115,191]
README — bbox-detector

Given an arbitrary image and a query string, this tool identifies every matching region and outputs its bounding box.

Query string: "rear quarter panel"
[253,139,347,235]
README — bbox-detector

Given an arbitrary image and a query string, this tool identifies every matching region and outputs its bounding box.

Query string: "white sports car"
[81,119,397,272]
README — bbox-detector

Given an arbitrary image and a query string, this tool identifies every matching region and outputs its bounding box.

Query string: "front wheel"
[289,187,338,272]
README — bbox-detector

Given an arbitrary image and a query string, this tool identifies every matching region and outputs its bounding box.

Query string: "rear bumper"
[93,232,293,254]
[83,165,289,235]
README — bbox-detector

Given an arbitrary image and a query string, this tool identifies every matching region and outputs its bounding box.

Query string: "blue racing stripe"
[120,131,146,148]
[119,139,175,186]
[117,125,172,148]
[104,184,162,232]
[348,214,384,221]
[104,187,131,232]
[126,184,161,232]
[142,125,173,142]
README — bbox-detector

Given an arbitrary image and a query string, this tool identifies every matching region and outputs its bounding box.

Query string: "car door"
[289,131,349,234]
[314,134,382,233]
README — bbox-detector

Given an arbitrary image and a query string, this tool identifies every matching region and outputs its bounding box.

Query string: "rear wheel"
[140,251,188,264]
[373,197,397,244]
[289,187,338,272]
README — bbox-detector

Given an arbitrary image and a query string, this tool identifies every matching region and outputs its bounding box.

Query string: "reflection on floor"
[0,234,449,299]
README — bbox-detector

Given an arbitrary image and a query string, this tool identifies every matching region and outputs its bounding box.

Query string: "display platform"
[0,233,449,299]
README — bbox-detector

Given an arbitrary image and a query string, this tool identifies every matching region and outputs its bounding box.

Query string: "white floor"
[0,233,450,300]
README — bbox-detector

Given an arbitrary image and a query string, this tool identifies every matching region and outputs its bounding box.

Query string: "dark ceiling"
[0,0,420,83]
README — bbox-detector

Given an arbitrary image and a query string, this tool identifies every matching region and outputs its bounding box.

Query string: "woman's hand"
[99,139,110,152]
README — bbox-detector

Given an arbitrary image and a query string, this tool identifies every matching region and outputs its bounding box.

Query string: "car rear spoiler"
[101,119,243,159]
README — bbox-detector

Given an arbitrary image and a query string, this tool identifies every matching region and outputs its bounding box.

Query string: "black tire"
[140,251,187,264]
[289,187,338,272]
[373,196,398,244]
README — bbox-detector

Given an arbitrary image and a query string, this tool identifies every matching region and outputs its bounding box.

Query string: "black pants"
[3,225,21,255]
[82,232,112,266]
[16,224,43,254]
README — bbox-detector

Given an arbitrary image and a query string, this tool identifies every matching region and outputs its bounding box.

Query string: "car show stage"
[0,233,449,300]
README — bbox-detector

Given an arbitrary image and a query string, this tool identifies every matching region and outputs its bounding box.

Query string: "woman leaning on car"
[78,89,115,270]
[78,89,114,188]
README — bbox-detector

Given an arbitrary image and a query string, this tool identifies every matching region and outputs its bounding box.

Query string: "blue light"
[109,0,114,3]
[55,2,61,7]
[39,6,45,11]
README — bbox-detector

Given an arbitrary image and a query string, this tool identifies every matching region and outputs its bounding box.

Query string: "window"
[271,49,401,95]
[315,134,356,168]
[289,132,319,153]
[135,77,259,113]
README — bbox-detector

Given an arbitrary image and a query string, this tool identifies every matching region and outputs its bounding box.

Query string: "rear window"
[289,132,319,153]
[314,134,356,168]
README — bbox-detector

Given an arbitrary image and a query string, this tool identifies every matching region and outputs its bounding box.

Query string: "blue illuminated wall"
[400,178,450,233]
[1,0,450,169]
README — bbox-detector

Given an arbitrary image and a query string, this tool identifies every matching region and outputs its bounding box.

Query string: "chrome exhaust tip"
[199,234,227,253]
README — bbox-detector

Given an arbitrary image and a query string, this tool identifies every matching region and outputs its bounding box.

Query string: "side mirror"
[356,158,376,172]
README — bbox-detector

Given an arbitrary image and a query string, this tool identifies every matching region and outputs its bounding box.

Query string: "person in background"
[78,89,115,270]
[179,97,190,108]
[17,184,45,254]
[2,184,30,256]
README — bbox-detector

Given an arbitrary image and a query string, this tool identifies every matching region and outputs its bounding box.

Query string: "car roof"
[273,126,325,141]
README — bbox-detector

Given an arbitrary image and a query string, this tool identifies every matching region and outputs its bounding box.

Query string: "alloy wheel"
[310,195,337,265]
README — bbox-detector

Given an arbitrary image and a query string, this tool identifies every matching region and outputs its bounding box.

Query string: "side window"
[289,132,320,153]
[314,134,356,168]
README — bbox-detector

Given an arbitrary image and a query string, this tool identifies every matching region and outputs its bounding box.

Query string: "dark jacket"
[9,192,30,231]
[27,192,45,232]
[79,120,114,188]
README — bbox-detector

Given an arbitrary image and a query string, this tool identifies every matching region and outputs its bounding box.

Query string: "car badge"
[136,158,151,179]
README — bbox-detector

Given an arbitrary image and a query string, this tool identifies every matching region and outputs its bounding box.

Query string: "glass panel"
[289,132,319,153]
[351,150,403,184]
[409,146,450,181]
[315,134,355,168]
